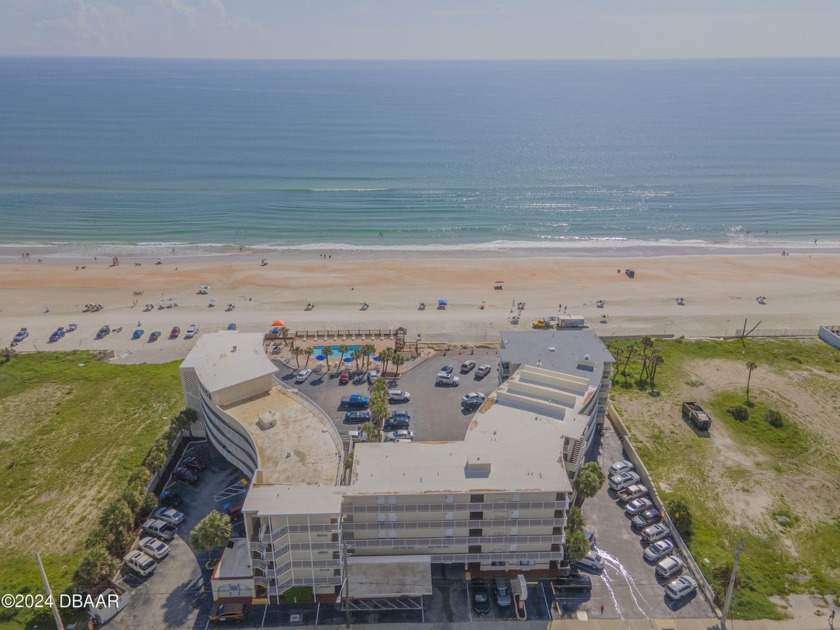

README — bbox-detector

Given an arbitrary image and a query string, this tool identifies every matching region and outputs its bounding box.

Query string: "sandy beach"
[2,251,838,363]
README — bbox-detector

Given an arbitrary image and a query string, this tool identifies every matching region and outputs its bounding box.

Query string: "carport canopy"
[347,555,432,598]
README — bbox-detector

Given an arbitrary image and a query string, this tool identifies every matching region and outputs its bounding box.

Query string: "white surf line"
[597,548,653,617]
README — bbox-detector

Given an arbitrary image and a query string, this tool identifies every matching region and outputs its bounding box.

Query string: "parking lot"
[275,348,502,443]
[116,442,247,629]
[577,426,716,621]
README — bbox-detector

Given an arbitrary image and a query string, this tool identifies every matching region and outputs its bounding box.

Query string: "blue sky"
[2,0,839,60]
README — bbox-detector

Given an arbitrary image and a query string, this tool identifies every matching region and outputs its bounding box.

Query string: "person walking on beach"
[829,608,835,627]
[600,603,604,615]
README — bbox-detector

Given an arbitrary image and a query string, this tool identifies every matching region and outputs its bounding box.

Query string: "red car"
[182,456,206,472]
[169,326,180,339]
[173,466,199,485]
[338,370,351,385]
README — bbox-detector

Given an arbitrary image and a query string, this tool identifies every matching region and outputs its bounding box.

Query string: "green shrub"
[765,409,784,428]
[728,405,749,421]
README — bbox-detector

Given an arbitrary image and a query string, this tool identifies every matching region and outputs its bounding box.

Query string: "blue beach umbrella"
[316,354,327,361]
[438,299,448,306]
[343,357,353,363]
[373,357,380,362]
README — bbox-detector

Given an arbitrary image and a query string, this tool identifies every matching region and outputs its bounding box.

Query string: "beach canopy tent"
[438,299,448,306]
[271,320,285,326]
[198,285,210,293]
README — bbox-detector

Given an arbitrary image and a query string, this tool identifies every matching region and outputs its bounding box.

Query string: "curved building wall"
[199,391,259,478]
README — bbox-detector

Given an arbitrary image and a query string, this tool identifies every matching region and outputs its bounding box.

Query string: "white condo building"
[180,329,613,605]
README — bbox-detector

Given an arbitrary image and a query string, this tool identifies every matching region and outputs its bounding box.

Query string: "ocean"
[1,57,839,256]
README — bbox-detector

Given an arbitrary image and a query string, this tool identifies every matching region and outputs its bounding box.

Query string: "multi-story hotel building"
[180,329,613,605]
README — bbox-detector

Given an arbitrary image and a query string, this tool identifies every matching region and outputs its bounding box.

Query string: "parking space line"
[261,603,268,628]
[465,581,473,622]
[540,581,551,620]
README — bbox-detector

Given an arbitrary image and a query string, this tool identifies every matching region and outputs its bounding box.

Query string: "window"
[491,561,505,567]
[518,560,535,567]
[469,528,483,537]
[468,545,482,554]
[445,495,454,504]
[445,528,454,538]
[509,544,517,552]
[470,494,484,503]
[469,511,483,520]
[511,510,520,519]
[388,496,397,505]
[512,493,521,502]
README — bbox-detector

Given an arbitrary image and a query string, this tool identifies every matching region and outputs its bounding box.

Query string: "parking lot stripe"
[466,581,473,622]
[261,603,268,627]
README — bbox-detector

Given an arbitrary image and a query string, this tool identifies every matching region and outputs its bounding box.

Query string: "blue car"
[13,328,28,343]
[48,327,65,343]
[132,329,144,340]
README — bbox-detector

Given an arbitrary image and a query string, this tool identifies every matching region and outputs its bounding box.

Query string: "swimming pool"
[312,344,364,355]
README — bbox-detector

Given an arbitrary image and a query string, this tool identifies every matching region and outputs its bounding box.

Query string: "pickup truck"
[341,394,370,409]
[617,484,648,503]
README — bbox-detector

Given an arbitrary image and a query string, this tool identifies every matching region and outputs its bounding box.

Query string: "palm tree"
[0,346,14,363]
[278,326,289,346]
[622,342,637,379]
[190,510,232,565]
[144,443,169,475]
[745,361,758,403]
[362,344,376,371]
[574,461,606,507]
[74,546,120,590]
[303,346,314,369]
[337,344,349,373]
[352,348,363,373]
[322,345,334,371]
[360,421,382,442]
[292,346,303,368]
[392,353,406,377]
[378,348,394,376]
[639,336,654,381]
[173,408,198,439]
[649,350,664,390]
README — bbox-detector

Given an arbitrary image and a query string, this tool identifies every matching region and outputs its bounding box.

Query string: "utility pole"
[720,538,745,630]
[33,552,64,630]
[343,540,351,629]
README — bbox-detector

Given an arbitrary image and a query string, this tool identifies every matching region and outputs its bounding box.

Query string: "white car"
[436,373,460,386]
[655,555,684,578]
[388,390,411,403]
[461,392,487,408]
[609,460,634,475]
[124,550,157,577]
[625,497,654,516]
[367,370,379,384]
[295,369,312,383]
[153,507,185,526]
[665,575,698,600]
[184,324,198,339]
[475,364,492,379]
[573,550,606,572]
[644,539,675,562]
[348,430,368,442]
[138,536,171,561]
[384,429,414,442]
[641,522,671,543]
[609,471,641,491]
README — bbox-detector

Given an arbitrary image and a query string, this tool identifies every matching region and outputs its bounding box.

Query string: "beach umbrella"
[343,357,353,363]
[315,354,327,361]
[438,299,448,306]
[373,357,380,362]
[272,320,285,326]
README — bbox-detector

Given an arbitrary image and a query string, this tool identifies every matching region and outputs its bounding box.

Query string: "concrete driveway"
[576,426,717,621]
[116,442,245,629]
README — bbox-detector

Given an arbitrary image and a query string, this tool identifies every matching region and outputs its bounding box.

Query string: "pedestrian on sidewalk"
[600,603,604,615]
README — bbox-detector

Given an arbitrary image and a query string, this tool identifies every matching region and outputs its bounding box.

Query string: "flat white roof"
[214,538,252,580]
[244,484,343,516]
[181,331,277,394]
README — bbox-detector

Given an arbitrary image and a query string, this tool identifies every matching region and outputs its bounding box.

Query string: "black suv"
[553,571,592,593]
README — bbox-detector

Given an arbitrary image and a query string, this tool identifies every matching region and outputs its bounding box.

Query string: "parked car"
[223,503,243,519]
[141,518,176,541]
[383,415,410,430]
[348,430,368,442]
[173,466,199,485]
[49,328,66,343]
[494,577,512,607]
[131,329,144,340]
[617,484,649,503]
[436,373,460,386]
[169,326,180,339]
[159,488,182,508]
[295,369,312,383]
[153,506,185,526]
[389,410,411,422]
[573,550,606,572]
[149,331,161,342]
[644,539,676,562]
[632,508,663,529]
[124,550,157,577]
[208,602,247,622]
[344,410,371,424]
[13,328,28,343]
[609,471,641,491]
[625,497,655,516]
[461,392,486,409]
[553,572,592,592]
[138,536,170,561]
[609,460,634,475]
[664,575,698,600]
[226,323,237,331]
[471,579,491,615]
[460,360,476,373]
[339,370,351,385]
[182,456,207,471]
[384,429,414,442]
[641,522,671,543]
[367,370,378,384]
[475,364,492,379]
[95,325,110,339]
[655,555,685,578]
[388,389,411,403]
[440,365,454,374]
[184,324,198,339]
